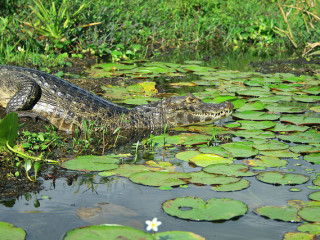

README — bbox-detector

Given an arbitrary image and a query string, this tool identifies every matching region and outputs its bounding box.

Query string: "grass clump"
[0,0,319,66]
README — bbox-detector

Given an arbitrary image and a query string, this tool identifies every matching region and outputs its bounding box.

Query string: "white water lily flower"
[145,217,162,232]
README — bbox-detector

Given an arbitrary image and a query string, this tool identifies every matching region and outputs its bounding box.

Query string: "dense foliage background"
[0,0,319,66]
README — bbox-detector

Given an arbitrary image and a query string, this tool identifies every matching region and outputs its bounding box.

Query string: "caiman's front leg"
[5,73,47,121]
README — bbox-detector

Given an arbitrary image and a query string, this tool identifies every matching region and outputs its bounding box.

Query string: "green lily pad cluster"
[63,224,205,240]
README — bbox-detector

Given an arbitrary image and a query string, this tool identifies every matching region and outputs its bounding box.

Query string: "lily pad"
[233,111,280,121]
[293,95,320,103]
[233,129,275,139]
[297,223,320,234]
[0,222,26,240]
[230,120,276,130]
[129,171,190,187]
[314,177,320,186]
[290,144,320,153]
[309,191,320,201]
[237,101,265,111]
[156,231,205,240]
[259,149,300,158]
[162,197,247,221]
[187,171,240,185]
[99,164,164,178]
[304,153,320,164]
[283,232,315,240]
[175,151,201,162]
[62,155,119,172]
[63,225,152,240]
[253,140,289,151]
[256,171,309,185]
[211,179,250,192]
[198,146,233,158]
[277,130,320,144]
[280,115,320,125]
[270,123,309,132]
[298,206,320,222]
[310,105,320,113]
[220,142,258,158]
[190,154,233,167]
[254,205,300,222]
[244,156,288,168]
[203,163,256,177]
[265,104,305,113]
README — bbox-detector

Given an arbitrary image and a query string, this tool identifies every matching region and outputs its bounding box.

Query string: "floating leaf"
[256,171,309,185]
[99,164,162,178]
[63,225,152,240]
[204,163,256,177]
[293,95,320,103]
[231,120,276,130]
[0,222,26,240]
[314,177,320,186]
[257,95,291,103]
[310,105,320,113]
[259,150,300,158]
[277,130,320,144]
[129,171,190,187]
[280,115,320,125]
[190,154,233,167]
[270,123,309,132]
[309,191,320,201]
[220,142,258,158]
[62,155,119,172]
[198,146,233,158]
[237,101,265,111]
[233,111,280,121]
[162,197,247,221]
[283,232,315,240]
[233,129,275,139]
[290,144,320,153]
[156,231,205,240]
[211,179,250,192]
[304,153,320,164]
[254,205,300,222]
[175,151,201,162]
[298,206,320,222]
[265,104,305,113]
[253,140,289,151]
[297,223,320,234]
[244,156,288,168]
[187,171,240,185]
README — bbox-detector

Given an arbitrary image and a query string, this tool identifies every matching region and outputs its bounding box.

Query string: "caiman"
[0,65,234,132]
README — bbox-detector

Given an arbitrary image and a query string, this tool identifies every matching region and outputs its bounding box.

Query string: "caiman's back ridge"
[0,65,234,131]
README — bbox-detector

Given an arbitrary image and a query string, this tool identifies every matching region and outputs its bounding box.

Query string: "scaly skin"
[0,65,233,132]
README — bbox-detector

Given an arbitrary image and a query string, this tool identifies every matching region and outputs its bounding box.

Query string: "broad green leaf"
[62,155,119,172]
[256,171,309,185]
[211,179,250,192]
[220,142,258,158]
[299,206,320,222]
[129,171,190,187]
[190,154,233,167]
[0,112,18,148]
[0,222,26,240]
[162,197,247,221]
[204,163,256,177]
[254,206,300,222]
[187,171,240,185]
[63,225,152,240]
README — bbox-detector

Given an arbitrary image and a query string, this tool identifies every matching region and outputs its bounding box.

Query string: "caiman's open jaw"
[163,93,234,127]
